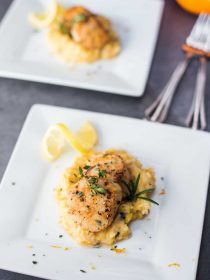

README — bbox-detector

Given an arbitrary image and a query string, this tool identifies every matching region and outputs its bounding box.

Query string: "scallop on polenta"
[28,1,121,63]
[55,149,158,246]
[47,6,121,63]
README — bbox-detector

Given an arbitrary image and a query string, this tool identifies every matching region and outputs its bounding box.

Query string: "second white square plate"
[0,0,163,96]
[0,104,210,280]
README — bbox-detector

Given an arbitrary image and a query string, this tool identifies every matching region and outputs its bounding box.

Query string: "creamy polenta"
[55,150,156,246]
[47,6,121,63]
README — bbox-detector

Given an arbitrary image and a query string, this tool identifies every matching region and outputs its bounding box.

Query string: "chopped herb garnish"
[115,231,120,238]
[73,14,87,24]
[80,269,87,273]
[119,212,126,219]
[96,187,107,195]
[77,191,84,197]
[84,165,91,170]
[89,177,97,184]
[98,169,106,178]
[91,184,107,195]
[86,176,107,195]
[122,174,159,205]
[78,167,84,178]
[58,22,69,34]
[95,219,102,225]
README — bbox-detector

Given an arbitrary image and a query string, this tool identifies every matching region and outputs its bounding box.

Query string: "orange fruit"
[176,0,210,15]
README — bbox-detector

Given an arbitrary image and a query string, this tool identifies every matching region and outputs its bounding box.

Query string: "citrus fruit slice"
[28,0,63,29]
[42,122,97,161]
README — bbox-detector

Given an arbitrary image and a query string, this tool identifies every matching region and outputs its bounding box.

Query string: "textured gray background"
[0,0,210,279]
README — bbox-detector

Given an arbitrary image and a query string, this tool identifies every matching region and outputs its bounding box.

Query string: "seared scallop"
[67,177,122,232]
[62,6,91,26]
[71,17,110,49]
[62,6,110,50]
[86,153,130,183]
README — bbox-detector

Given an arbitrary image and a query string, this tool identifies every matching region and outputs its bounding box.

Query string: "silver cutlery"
[145,13,210,130]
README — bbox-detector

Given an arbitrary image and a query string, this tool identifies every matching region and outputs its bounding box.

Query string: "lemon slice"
[42,124,68,161]
[42,122,97,161]
[76,122,98,150]
[28,0,63,29]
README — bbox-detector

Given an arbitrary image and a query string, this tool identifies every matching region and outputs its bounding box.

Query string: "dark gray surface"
[0,0,210,279]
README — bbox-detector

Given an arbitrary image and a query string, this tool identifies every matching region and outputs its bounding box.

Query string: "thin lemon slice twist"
[76,122,98,150]
[57,123,92,155]
[42,122,98,161]
[28,0,63,29]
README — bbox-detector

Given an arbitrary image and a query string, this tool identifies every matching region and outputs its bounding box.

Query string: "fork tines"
[187,13,210,53]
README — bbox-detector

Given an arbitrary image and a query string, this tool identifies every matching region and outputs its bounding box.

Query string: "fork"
[145,14,210,128]
[184,14,210,130]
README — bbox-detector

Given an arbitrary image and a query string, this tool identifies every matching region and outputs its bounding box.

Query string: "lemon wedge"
[28,0,63,29]
[42,122,97,161]
[76,122,98,150]
[42,124,68,161]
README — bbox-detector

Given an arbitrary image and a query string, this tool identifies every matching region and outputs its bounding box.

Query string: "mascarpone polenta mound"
[55,150,156,246]
[47,6,121,63]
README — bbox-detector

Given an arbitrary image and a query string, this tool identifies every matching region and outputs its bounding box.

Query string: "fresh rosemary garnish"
[122,174,159,205]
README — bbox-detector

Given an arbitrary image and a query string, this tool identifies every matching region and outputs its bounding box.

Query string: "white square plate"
[0,104,210,280]
[0,0,163,97]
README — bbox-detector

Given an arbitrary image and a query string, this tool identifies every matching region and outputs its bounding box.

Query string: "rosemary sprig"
[135,196,159,205]
[122,174,159,205]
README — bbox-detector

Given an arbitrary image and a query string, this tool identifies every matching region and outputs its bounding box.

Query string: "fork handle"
[192,57,207,130]
[185,57,207,130]
[145,55,192,121]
